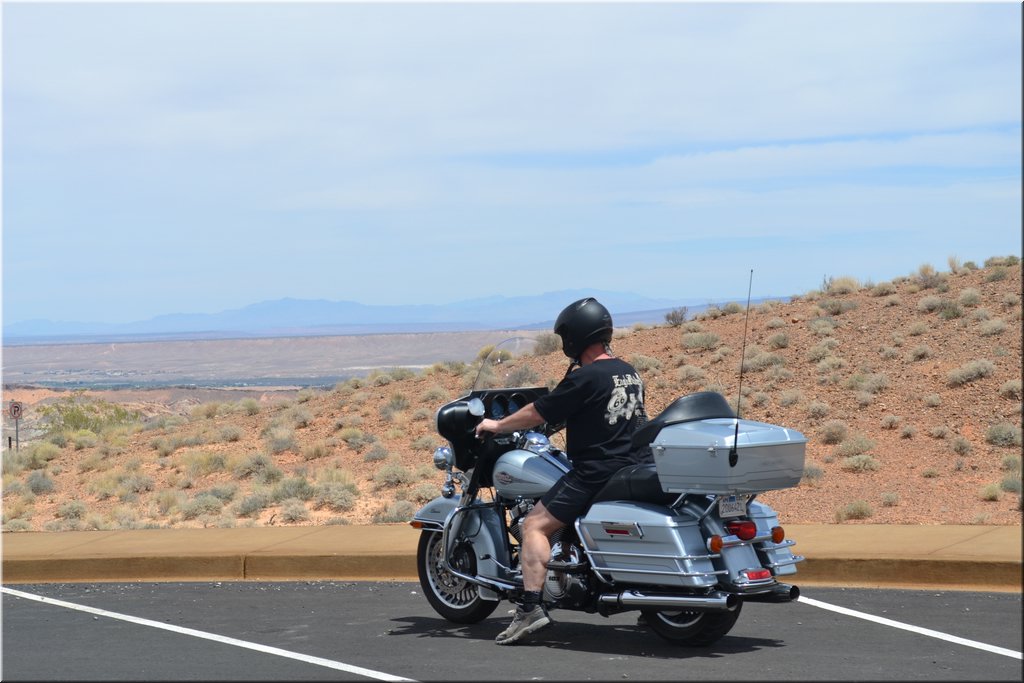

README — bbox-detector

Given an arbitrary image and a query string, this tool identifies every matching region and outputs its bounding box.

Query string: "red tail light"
[743,568,773,581]
[726,520,757,540]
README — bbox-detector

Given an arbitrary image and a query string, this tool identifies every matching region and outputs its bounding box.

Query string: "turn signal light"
[771,526,785,543]
[708,535,724,553]
[410,521,424,529]
[726,520,757,541]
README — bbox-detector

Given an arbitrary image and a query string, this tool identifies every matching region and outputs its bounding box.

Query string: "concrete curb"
[2,524,1020,592]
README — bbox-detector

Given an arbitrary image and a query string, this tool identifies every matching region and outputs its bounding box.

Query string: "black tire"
[641,600,743,646]
[417,531,499,624]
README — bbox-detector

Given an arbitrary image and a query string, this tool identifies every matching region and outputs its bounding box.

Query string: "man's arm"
[474,403,544,438]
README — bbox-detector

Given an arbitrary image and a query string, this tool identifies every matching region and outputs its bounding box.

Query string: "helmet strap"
[563,359,581,378]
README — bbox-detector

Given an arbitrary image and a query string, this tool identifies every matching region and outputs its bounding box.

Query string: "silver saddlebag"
[577,502,719,588]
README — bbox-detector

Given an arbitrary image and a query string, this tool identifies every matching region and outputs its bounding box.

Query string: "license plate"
[719,495,747,518]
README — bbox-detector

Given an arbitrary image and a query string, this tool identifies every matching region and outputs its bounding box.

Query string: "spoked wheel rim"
[423,534,479,609]
[652,610,703,629]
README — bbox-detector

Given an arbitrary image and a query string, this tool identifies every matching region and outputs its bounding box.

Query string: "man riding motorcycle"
[474,297,652,645]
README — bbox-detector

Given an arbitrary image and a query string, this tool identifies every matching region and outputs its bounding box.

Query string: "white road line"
[798,595,1022,660]
[1,586,418,682]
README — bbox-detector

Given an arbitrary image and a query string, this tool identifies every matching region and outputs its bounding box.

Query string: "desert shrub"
[985,267,1008,282]
[70,429,99,450]
[880,415,901,430]
[986,423,1022,447]
[820,420,848,445]
[235,491,273,517]
[278,499,310,523]
[410,436,436,452]
[232,453,283,484]
[801,464,824,485]
[177,451,228,478]
[917,295,944,313]
[998,380,1022,401]
[947,359,996,387]
[922,468,940,478]
[841,454,880,472]
[364,445,390,462]
[818,299,858,316]
[238,398,260,415]
[272,476,315,502]
[807,401,830,420]
[313,482,359,511]
[836,434,875,458]
[826,276,860,295]
[191,402,222,420]
[881,493,899,507]
[180,494,224,520]
[420,386,448,403]
[835,500,873,522]
[681,332,720,351]
[664,306,689,327]
[959,288,982,306]
[532,332,561,356]
[766,333,789,350]
[979,483,1002,501]
[950,436,972,456]
[807,317,839,336]
[121,473,154,494]
[871,281,897,296]
[844,372,888,394]
[630,354,662,372]
[372,500,418,523]
[907,345,932,361]
[779,389,801,406]
[338,427,373,452]
[807,339,839,362]
[1002,455,1022,472]
[907,322,928,336]
[21,442,62,470]
[25,470,55,494]
[302,441,332,461]
[979,319,1007,336]
[742,349,785,373]
[4,519,32,532]
[928,425,950,440]
[57,500,88,520]
[219,425,244,442]
[922,394,942,407]
[1000,475,1022,494]
[900,425,917,439]
[913,263,946,289]
[374,462,416,488]
[38,392,141,437]
[675,365,706,387]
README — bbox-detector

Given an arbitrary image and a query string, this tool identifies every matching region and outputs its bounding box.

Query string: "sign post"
[9,401,23,452]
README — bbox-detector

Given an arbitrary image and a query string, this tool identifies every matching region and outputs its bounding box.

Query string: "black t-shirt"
[533,357,647,485]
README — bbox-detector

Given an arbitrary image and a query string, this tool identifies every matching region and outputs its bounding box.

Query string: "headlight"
[432,445,454,470]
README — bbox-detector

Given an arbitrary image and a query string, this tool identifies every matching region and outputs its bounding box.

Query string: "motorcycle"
[410,337,807,646]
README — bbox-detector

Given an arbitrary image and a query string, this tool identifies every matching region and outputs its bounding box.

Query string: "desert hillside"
[2,257,1021,531]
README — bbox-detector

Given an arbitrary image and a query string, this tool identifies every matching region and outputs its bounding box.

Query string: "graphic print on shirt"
[605,372,644,425]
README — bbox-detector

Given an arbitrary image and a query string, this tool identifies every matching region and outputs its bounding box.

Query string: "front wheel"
[417,531,499,624]
[641,600,743,646]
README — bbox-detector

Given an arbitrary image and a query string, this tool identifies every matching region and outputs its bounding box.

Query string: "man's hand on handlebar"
[475,419,500,439]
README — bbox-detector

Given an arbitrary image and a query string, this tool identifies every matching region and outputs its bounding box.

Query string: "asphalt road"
[2,582,1021,681]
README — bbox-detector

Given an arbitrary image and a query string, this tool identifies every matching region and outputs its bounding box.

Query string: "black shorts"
[540,470,608,525]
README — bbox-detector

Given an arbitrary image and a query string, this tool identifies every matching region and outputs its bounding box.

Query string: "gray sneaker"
[495,606,551,645]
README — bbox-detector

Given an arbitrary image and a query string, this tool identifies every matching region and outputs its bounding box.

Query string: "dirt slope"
[3,259,1021,531]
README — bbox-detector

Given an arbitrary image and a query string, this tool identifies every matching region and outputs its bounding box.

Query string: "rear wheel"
[417,531,499,624]
[641,600,743,646]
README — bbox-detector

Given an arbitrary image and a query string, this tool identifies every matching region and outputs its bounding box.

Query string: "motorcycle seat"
[631,391,736,450]
[590,463,678,506]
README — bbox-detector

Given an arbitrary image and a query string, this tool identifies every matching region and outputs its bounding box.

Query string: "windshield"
[472,336,560,393]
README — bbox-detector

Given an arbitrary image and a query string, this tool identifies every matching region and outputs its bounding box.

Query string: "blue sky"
[2,1,1021,326]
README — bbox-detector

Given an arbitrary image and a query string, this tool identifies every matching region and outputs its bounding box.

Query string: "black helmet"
[553,297,613,360]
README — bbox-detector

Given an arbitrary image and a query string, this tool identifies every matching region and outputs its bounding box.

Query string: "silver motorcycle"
[410,337,807,646]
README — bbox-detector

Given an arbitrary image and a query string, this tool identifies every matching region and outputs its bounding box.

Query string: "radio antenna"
[729,269,754,468]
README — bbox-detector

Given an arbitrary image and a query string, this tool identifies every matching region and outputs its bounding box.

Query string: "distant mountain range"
[3,289,779,345]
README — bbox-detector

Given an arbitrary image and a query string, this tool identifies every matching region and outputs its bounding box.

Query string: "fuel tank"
[492,449,568,500]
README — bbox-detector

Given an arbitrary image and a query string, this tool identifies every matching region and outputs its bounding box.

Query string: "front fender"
[411,495,459,531]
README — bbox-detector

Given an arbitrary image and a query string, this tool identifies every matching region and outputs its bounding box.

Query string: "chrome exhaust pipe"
[741,583,800,603]
[598,590,738,612]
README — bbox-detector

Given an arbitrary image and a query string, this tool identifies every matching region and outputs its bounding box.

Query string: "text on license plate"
[719,495,747,518]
